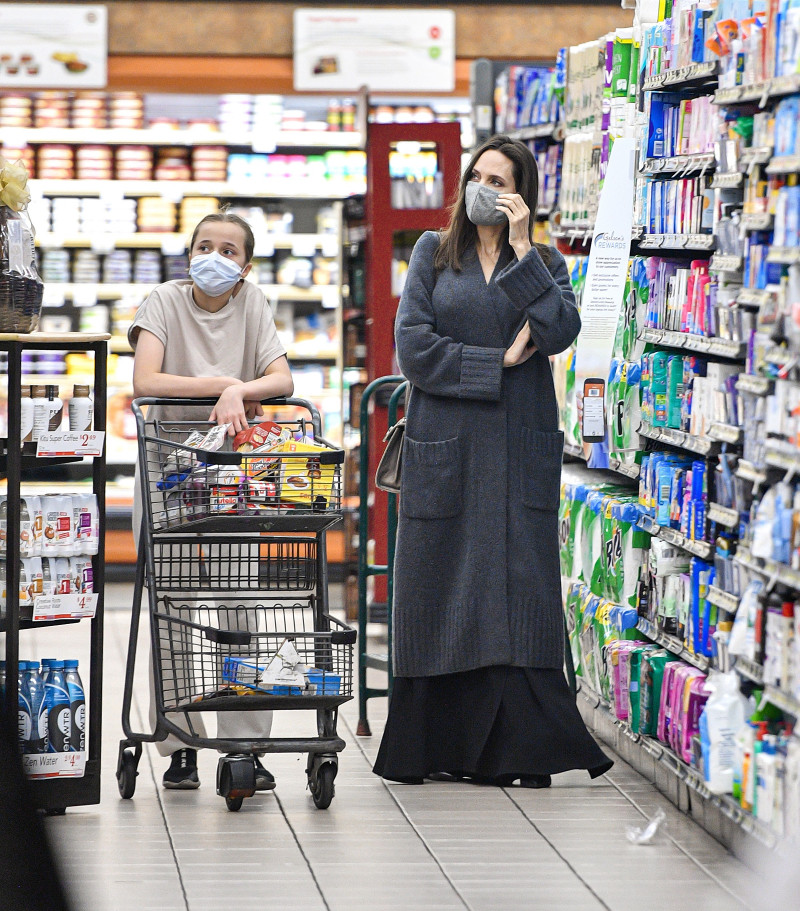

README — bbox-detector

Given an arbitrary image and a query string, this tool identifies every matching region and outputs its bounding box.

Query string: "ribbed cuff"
[459,345,504,400]
[496,246,556,310]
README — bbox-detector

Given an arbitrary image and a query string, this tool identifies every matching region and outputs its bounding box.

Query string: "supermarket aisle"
[36,592,769,911]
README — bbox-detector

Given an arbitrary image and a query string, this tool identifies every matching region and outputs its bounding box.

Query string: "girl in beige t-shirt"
[130,212,293,791]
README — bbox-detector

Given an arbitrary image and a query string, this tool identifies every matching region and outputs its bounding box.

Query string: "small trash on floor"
[626,807,667,845]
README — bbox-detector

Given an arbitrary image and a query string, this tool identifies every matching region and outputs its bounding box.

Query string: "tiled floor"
[28,585,775,911]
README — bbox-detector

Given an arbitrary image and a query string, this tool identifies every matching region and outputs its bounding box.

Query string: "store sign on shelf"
[36,431,105,458]
[33,592,99,622]
[293,8,455,92]
[0,4,107,88]
[22,750,86,779]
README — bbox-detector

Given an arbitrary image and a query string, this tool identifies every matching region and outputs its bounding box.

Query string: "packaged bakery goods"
[277,440,337,507]
[234,420,287,453]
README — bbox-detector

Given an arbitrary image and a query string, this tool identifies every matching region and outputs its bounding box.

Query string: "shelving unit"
[1,332,107,812]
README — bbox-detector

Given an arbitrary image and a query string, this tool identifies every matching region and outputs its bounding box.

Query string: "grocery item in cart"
[234,419,287,453]
[157,422,230,490]
[278,440,337,507]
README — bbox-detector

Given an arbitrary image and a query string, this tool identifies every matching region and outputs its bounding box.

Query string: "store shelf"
[0,441,84,476]
[737,545,800,593]
[551,221,594,244]
[707,422,744,444]
[708,502,740,529]
[30,179,362,200]
[639,152,715,177]
[740,212,774,232]
[638,327,745,360]
[766,154,800,176]
[635,615,711,670]
[576,681,779,850]
[735,460,768,486]
[737,287,779,308]
[710,172,744,189]
[5,126,364,149]
[763,686,800,718]
[767,246,800,265]
[735,656,765,685]
[642,61,719,91]
[637,233,715,251]
[709,254,743,273]
[36,232,339,253]
[608,457,641,480]
[736,374,773,396]
[764,439,800,474]
[638,420,721,457]
[738,146,774,169]
[706,584,740,613]
[507,122,561,141]
[714,73,800,106]
[635,508,715,560]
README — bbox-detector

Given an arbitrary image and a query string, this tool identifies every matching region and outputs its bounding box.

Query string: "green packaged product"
[639,650,679,737]
[628,644,658,734]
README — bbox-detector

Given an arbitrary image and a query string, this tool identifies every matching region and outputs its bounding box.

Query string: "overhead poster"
[0,4,107,89]
[293,8,455,92]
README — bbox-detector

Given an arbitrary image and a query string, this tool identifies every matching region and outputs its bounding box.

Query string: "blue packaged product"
[44,660,71,753]
[17,661,33,755]
[25,662,48,754]
[656,461,675,527]
[651,351,670,426]
[64,660,86,753]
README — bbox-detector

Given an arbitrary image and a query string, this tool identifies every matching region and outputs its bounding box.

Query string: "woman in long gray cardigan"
[373,135,612,787]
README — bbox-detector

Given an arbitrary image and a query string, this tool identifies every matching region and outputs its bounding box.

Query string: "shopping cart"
[117,397,355,812]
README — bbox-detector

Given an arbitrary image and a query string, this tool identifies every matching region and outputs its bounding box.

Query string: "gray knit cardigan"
[392,231,581,677]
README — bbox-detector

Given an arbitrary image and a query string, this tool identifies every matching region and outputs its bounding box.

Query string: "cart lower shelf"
[169,693,352,712]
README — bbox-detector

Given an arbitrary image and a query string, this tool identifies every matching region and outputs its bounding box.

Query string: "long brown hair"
[434,134,549,273]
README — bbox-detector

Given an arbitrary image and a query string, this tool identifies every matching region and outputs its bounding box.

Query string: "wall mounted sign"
[294,8,455,92]
[0,4,107,88]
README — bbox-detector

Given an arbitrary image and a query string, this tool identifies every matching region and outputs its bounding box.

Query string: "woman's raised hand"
[496,193,531,256]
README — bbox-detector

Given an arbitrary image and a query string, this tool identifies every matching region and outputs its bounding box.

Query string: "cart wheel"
[117,750,138,800]
[310,763,336,810]
[216,755,256,805]
[225,796,244,812]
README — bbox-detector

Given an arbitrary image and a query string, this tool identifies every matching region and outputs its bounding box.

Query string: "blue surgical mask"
[189,251,243,297]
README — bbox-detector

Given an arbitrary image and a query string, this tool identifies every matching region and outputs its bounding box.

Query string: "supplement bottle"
[44,660,71,753]
[20,385,34,442]
[68,384,93,432]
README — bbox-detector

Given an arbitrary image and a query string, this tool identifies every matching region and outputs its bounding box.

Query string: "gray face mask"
[464,182,506,226]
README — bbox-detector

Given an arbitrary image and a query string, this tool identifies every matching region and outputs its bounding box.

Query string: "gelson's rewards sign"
[294,8,455,92]
[0,4,107,89]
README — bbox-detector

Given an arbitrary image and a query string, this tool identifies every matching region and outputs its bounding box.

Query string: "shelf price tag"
[32,593,99,621]
[100,184,125,205]
[42,285,66,308]
[160,185,185,204]
[39,232,66,250]
[90,234,116,255]
[36,431,105,458]
[23,751,87,779]
[321,286,340,309]
[251,128,279,154]
[291,236,317,258]
[161,234,187,256]
[321,235,339,258]
[72,286,98,309]
[253,233,275,258]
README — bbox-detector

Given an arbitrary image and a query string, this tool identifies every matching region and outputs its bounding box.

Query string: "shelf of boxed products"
[637,233,715,252]
[641,61,719,92]
[103,334,339,362]
[634,506,715,562]
[738,146,774,170]
[766,154,800,176]
[767,246,800,266]
[705,583,740,614]
[35,232,341,254]
[507,122,562,142]
[5,126,365,150]
[30,179,364,201]
[714,73,800,107]
[40,283,340,305]
[637,327,746,360]
[637,421,722,460]
[634,615,710,672]
[576,679,779,849]
[639,151,715,178]
[707,502,741,530]
[709,254,743,273]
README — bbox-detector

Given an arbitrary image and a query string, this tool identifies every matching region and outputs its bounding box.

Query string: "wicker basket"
[0,205,44,333]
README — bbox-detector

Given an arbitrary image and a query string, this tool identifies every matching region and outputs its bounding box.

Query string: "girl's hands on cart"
[209,382,250,436]
[503,321,538,368]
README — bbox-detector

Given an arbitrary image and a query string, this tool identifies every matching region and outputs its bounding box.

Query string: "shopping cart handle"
[203,627,252,647]
[203,451,243,466]
[331,629,357,645]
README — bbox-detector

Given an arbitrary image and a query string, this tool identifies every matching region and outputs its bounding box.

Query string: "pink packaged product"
[657,661,680,744]
[664,665,692,749]
[669,666,702,753]
[679,674,710,764]
[613,641,647,722]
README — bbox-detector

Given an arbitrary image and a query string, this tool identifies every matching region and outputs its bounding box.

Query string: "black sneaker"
[253,756,276,791]
[163,748,200,790]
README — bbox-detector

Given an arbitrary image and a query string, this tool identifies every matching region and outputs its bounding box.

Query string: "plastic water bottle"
[17,661,33,755]
[44,660,71,753]
[63,660,86,753]
[25,661,48,753]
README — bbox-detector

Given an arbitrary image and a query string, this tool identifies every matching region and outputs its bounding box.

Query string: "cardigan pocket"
[401,435,462,519]
[518,427,564,512]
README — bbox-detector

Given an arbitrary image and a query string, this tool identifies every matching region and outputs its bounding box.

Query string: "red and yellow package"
[234,420,285,453]
[277,440,337,507]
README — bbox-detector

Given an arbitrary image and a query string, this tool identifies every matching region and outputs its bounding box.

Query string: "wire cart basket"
[118,397,355,812]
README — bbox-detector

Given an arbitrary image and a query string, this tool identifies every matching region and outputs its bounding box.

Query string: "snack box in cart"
[274,440,337,507]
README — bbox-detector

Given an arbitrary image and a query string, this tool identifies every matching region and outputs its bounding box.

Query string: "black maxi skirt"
[373,666,613,784]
